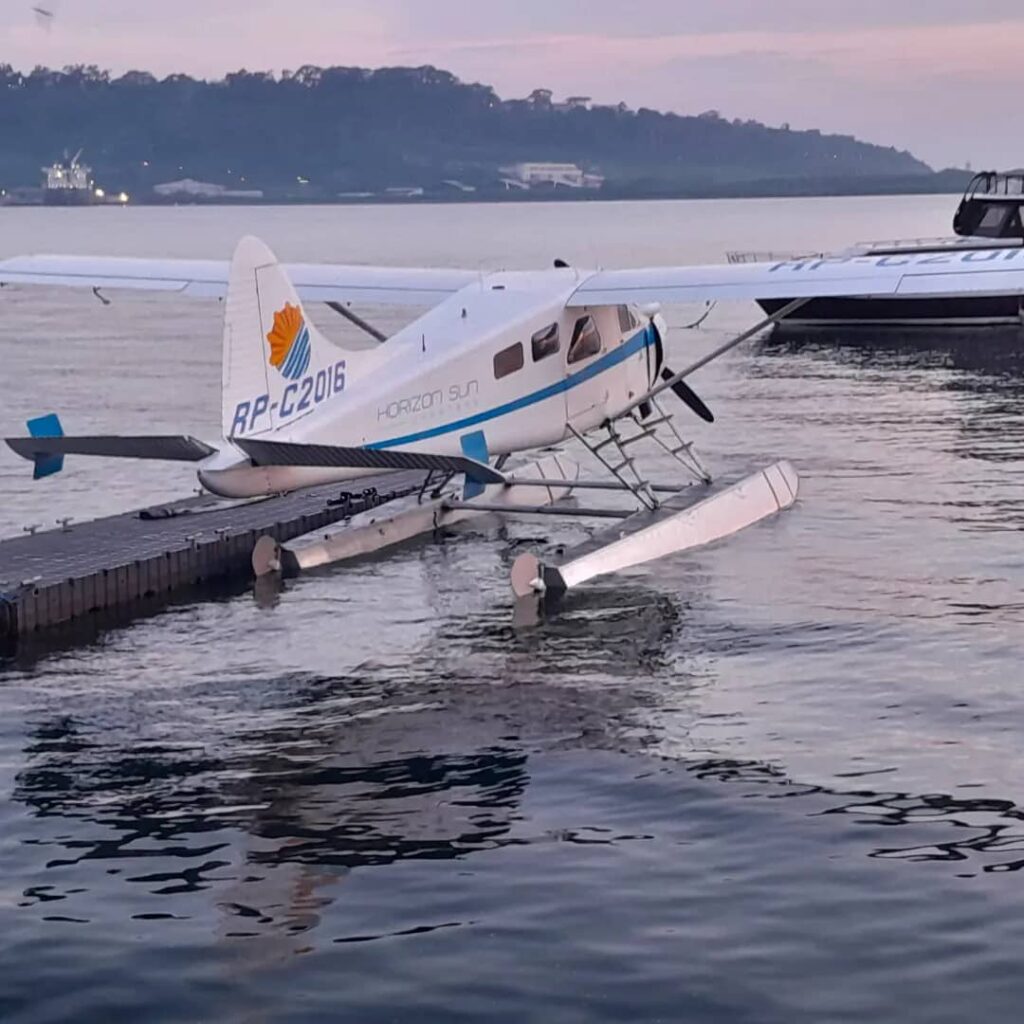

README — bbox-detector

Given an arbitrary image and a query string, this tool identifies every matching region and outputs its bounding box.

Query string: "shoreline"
[0,183,971,210]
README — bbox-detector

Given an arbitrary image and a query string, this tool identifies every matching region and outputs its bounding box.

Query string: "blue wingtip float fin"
[27,413,65,479]
[459,430,490,500]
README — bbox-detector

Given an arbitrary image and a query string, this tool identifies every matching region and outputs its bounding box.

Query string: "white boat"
[732,171,1024,329]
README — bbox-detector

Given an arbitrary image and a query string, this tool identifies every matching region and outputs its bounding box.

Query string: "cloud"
[385,0,1024,39]
[0,1,1019,167]
[393,20,1024,166]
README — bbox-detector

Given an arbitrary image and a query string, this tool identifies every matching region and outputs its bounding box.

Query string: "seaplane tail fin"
[222,236,368,442]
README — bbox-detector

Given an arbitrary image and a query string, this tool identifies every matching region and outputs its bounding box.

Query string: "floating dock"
[0,471,423,644]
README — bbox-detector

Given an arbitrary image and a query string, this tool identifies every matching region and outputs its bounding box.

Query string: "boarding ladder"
[570,399,710,513]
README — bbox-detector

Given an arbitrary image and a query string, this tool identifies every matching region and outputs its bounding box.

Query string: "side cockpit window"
[568,315,602,364]
[531,323,560,361]
[617,305,638,334]
[494,341,525,379]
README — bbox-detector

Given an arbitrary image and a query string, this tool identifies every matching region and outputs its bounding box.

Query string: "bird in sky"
[32,5,55,30]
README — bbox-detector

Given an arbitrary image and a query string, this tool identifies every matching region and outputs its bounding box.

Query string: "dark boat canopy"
[954,170,1024,240]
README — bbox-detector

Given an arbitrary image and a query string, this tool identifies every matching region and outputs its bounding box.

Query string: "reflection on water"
[8,589,684,942]
[752,328,1024,536]
[12,577,1024,945]
[16,653,1024,1024]
[21,696,1024,920]
[691,758,1024,874]
[758,325,1024,404]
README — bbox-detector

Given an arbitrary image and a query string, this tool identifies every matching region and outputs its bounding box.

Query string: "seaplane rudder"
[221,236,360,442]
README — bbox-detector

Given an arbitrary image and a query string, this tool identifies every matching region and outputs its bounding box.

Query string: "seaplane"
[3,237,1023,599]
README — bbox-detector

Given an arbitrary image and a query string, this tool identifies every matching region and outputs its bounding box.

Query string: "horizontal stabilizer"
[234,439,507,484]
[6,435,217,463]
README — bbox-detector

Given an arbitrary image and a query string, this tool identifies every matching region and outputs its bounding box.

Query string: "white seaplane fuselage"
[201,270,659,498]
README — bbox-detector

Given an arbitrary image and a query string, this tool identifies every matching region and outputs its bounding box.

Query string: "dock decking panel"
[0,471,424,638]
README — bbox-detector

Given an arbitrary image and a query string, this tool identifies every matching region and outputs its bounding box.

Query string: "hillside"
[0,64,938,200]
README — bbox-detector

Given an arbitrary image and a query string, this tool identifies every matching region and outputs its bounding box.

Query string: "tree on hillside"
[0,64,932,195]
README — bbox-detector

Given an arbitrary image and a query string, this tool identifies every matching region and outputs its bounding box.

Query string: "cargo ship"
[42,150,97,206]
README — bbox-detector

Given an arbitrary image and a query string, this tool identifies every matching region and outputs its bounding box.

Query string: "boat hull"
[42,190,97,207]
[759,294,1024,329]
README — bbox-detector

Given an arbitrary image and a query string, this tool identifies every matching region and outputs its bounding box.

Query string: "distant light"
[142,160,149,167]
[118,192,129,204]
[297,176,309,185]
[94,187,105,198]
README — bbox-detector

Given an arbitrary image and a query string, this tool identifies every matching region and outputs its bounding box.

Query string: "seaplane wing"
[7,247,1024,309]
[0,254,477,307]
[569,249,1024,306]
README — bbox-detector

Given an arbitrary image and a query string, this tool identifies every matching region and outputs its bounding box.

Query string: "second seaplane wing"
[0,254,478,307]
[569,249,1024,306]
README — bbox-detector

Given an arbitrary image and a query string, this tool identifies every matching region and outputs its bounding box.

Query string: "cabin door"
[564,313,609,425]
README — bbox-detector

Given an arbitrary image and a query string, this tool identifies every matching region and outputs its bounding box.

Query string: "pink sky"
[5,0,1022,168]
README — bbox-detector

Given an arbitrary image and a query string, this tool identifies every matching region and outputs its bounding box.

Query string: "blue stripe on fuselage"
[368,325,654,451]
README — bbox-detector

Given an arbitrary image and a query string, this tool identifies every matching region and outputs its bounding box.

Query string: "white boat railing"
[727,235,1023,266]
[725,250,819,265]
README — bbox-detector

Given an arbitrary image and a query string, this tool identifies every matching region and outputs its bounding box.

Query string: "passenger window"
[617,305,636,334]
[493,341,525,379]
[568,316,602,364]
[531,323,560,361]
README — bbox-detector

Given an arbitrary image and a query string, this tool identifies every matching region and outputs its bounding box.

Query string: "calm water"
[3,197,1024,1023]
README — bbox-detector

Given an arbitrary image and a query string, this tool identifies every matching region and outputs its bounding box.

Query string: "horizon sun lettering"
[770,247,1024,274]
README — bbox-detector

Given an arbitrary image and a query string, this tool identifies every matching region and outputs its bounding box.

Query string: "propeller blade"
[661,367,714,423]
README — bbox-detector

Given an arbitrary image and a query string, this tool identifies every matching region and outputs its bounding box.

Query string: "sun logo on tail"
[266,302,311,380]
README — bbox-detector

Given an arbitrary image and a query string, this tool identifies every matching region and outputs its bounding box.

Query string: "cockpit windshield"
[568,316,602,364]
[954,171,1024,240]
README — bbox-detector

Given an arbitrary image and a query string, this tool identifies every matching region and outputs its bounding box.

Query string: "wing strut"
[622,297,810,417]
[325,301,387,343]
